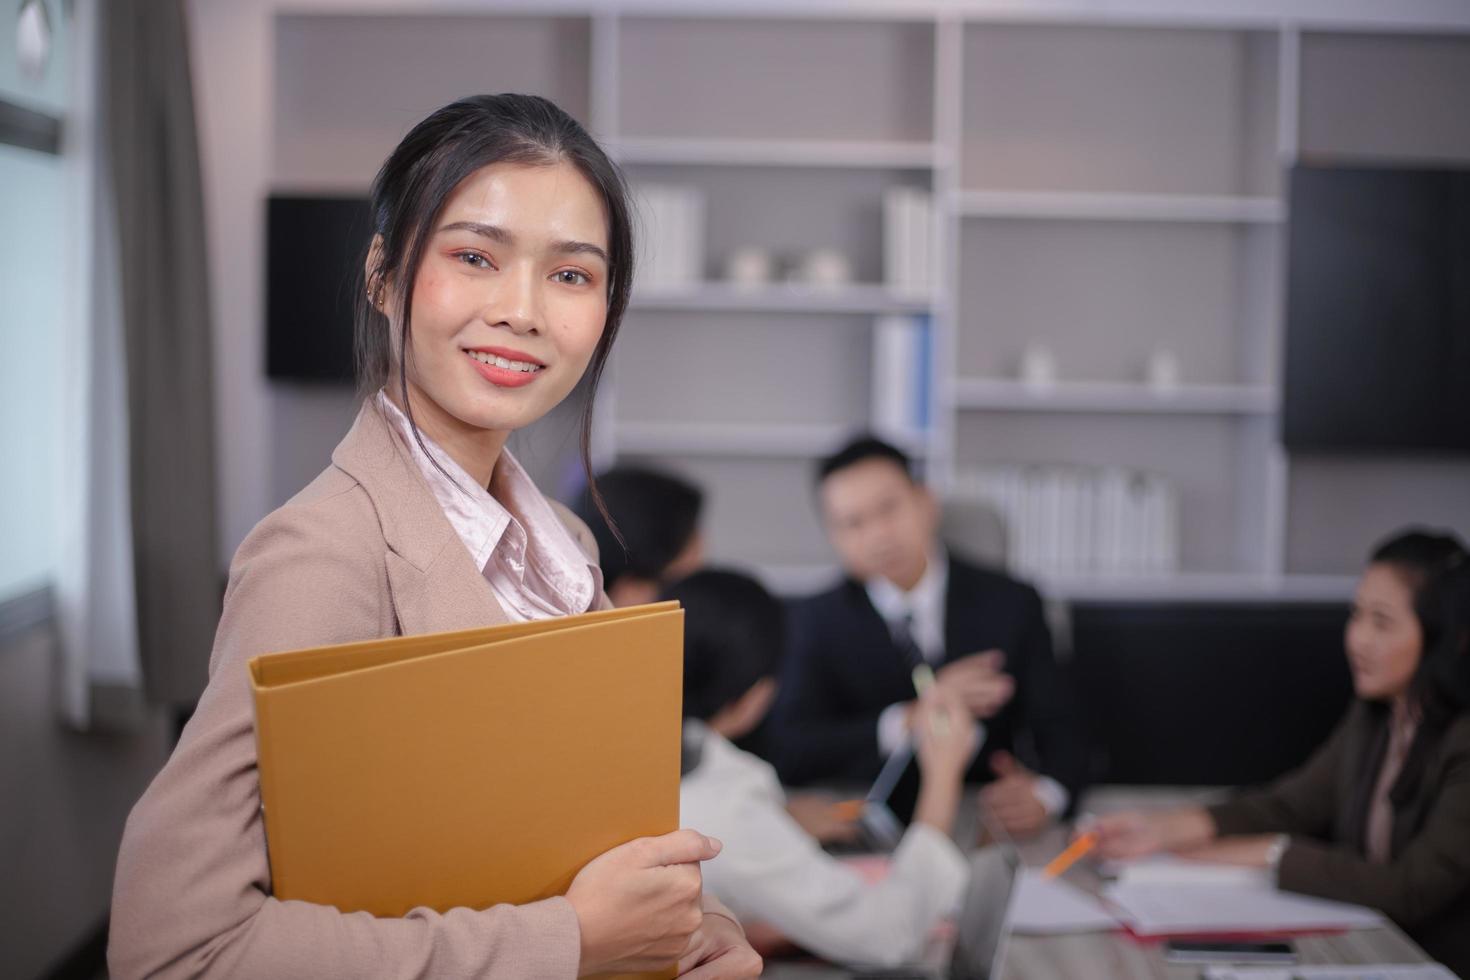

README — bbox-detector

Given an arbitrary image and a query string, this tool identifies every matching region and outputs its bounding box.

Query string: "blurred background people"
[1092,529,1470,977]
[573,466,705,607]
[669,568,976,969]
[769,436,1088,839]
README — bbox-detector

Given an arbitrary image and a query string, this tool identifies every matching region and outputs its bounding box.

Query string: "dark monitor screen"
[266,195,372,383]
[1282,163,1470,455]
[1071,602,1353,786]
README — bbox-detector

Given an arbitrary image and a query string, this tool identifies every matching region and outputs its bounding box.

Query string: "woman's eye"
[456,251,492,270]
[553,269,590,286]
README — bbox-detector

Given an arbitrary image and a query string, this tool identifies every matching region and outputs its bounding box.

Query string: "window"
[1,0,69,600]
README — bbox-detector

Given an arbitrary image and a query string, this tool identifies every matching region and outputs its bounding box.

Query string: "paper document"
[1105,854,1272,889]
[1202,966,1457,980]
[1104,880,1385,936]
[1005,868,1121,934]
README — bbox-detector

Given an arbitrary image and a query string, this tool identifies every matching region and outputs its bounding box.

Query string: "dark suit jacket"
[767,553,1088,804]
[1210,702,1470,977]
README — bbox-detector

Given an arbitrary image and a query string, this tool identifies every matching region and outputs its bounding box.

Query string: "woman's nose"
[486,265,542,335]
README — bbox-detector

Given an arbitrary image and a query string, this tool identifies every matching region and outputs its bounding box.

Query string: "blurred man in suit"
[768,436,1088,838]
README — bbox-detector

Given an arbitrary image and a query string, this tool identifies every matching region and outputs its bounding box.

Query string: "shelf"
[614,137,941,170]
[951,379,1277,415]
[750,566,1355,603]
[615,421,929,459]
[629,282,933,315]
[1033,572,1357,603]
[953,190,1284,224]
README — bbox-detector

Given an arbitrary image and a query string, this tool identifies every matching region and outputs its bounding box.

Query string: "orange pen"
[1042,830,1099,879]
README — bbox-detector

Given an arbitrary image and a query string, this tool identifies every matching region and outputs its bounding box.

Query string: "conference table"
[762,787,1437,980]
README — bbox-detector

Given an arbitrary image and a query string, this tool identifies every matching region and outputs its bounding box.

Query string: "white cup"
[724,247,774,287]
[1019,344,1057,387]
[1146,349,1181,390]
[793,248,852,288]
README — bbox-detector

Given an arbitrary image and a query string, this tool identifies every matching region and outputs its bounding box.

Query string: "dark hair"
[661,569,784,721]
[1366,527,1470,726]
[815,434,914,487]
[572,467,703,589]
[356,93,632,520]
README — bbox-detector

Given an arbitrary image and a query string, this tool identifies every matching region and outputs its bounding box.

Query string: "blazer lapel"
[331,399,510,636]
[843,579,917,701]
[942,550,976,664]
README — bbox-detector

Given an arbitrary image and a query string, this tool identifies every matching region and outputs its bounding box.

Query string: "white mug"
[1020,344,1057,387]
[793,248,852,287]
[1146,349,1181,389]
[725,247,774,286]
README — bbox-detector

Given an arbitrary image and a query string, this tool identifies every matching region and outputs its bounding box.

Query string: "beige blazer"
[110,400,624,979]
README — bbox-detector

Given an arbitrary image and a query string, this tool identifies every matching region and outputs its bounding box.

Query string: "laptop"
[950,844,1022,980]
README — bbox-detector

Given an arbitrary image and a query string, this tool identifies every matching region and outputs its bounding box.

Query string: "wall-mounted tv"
[266,195,372,383]
[1282,163,1470,455]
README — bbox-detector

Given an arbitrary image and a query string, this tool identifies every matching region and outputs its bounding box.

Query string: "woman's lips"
[464,350,542,388]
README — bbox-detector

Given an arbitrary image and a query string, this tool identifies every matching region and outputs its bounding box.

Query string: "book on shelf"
[633,183,706,289]
[871,314,932,439]
[953,464,1180,580]
[882,186,933,299]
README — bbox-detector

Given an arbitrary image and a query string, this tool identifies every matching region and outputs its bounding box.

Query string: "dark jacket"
[1210,702,1470,977]
[767,553,1088,803]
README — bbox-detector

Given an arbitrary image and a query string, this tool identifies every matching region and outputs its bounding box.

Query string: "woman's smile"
[463,345,546,388]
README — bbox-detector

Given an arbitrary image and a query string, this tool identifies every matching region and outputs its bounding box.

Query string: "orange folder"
[249,602,685,980]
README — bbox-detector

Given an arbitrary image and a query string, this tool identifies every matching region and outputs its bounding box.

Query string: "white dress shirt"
[680,721,969,969]
[376,391,601,621]
[868,550,1069,817]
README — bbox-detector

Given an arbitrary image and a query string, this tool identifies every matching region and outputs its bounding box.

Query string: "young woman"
[1091,529,1470,976]
[667,568,978,969]
[108,95,759,980]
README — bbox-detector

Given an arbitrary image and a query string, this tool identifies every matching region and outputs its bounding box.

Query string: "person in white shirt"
[666,568,977,969]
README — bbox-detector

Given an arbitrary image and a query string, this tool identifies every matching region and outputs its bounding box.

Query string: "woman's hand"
[1089,807,1217,861]
[914,685,980,781]
[1174,834,1279,868]
[911,686,980,837]
[676,910,763,979]
[567,829,721,976]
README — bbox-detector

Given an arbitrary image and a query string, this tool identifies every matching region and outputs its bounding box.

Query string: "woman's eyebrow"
[439,220,513,244]
[552,239,609,264]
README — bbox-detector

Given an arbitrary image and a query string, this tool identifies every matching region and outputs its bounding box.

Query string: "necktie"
[891,612,928,672]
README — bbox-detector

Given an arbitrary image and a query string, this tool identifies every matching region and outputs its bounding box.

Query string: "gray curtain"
[101,0,220,706]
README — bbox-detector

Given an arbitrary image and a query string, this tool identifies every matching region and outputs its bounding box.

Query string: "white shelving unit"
[629,282,932,316]
[266,6,1470,602]
[950,379,1276,415]
[616,421,931,459]
[613,137,941,170]
[953,190,1284,224]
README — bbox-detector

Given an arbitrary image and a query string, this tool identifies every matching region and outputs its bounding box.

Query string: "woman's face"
[387,159,610,449]
[1346,563,1424,702]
